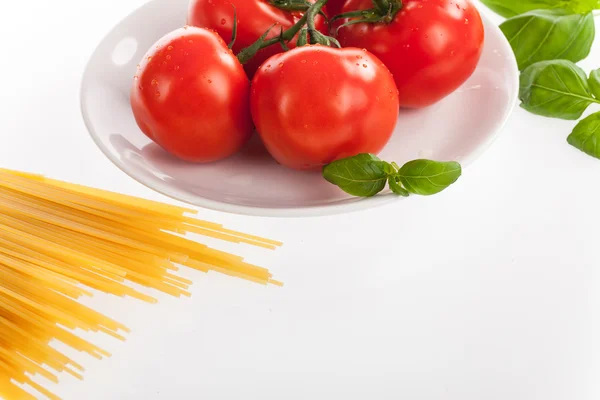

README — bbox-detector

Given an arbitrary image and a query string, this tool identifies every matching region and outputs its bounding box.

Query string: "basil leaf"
[379,161,396,175]
[388,176,409,197]
[500,10,595,71]
[567,112,600,159]
[322,153,388,197]
[481,0,600,18]
[589,69,600,99]
[397,160,462,196]
[519,60,599,120]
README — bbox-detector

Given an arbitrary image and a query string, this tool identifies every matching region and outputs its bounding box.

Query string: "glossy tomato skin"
[130,27,253,163]
[188,0,328,78]
[251,46,399,170]
[326,0,347,16]
[337,0,484,108]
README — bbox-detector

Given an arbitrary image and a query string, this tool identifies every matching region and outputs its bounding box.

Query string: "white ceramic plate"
[81,0,518,217]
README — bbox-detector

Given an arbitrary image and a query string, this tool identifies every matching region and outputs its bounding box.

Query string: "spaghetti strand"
[0,169,281,399]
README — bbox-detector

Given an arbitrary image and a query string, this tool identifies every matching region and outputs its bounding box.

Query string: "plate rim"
[80,1,519,218]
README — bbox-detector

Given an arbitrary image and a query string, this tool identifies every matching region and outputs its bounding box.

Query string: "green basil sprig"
[567,112,600,158]
[481,0,600,18]
[500,10,595,71]
[322,154,461,198]
[519,60,600,120]
[589,69,600,98]
[484,0,600,162]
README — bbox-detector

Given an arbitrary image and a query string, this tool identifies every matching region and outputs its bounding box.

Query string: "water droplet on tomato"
[278,62,284,67]
[184,25,189,30]
[189,40,194,44]
[166,55,172,60]
[175,65,180,70]
[267,64,271,68]
[221,18,226,25]
[464,18,469,24]
[208,79,212,83]
[450,50,455,56]
[362,48,367,52]
[147,56,152,61]
[301,60,306,63]
[168,45,173,51]
[362,64,367,68]
[313,61,318,65]
[162,61,167,66]
[155,91,161,97]
[151,79,158,86]
[184,52,189,56]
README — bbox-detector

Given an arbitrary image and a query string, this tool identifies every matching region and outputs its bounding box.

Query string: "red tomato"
[326,0,347,16]
[130,27,253,162]
[251,45,399,170]
[188,0,329,78]
[336,0,484,108]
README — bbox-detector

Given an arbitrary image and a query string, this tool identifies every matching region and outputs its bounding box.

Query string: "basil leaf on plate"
[397,160,462,196]
[567,112,600,159]
[388,176,409,197]
[500,10,595,71]
[379,161,396,175]
[588,68,600,99]
[481,0,600,18]
[322,153,388,197]
[519,60,599,120]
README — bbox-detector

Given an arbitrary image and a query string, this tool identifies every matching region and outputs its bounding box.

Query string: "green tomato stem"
[237,14,308,64]
[307,0,329,44]
[269,0,313,11]
[332,0,402,28]
[237,0,332,64]
[372,0,390,14]
[228,5,238,50]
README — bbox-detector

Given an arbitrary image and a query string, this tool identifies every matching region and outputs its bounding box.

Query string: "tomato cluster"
[131,0,484,169]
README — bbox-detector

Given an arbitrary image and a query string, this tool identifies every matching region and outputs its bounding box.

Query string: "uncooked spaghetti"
[0,168,281,399]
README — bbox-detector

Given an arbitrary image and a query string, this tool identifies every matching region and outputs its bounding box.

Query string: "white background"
[1,1,599,399]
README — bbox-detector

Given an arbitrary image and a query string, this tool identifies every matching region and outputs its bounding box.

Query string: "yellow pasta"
[0,169,281,399]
